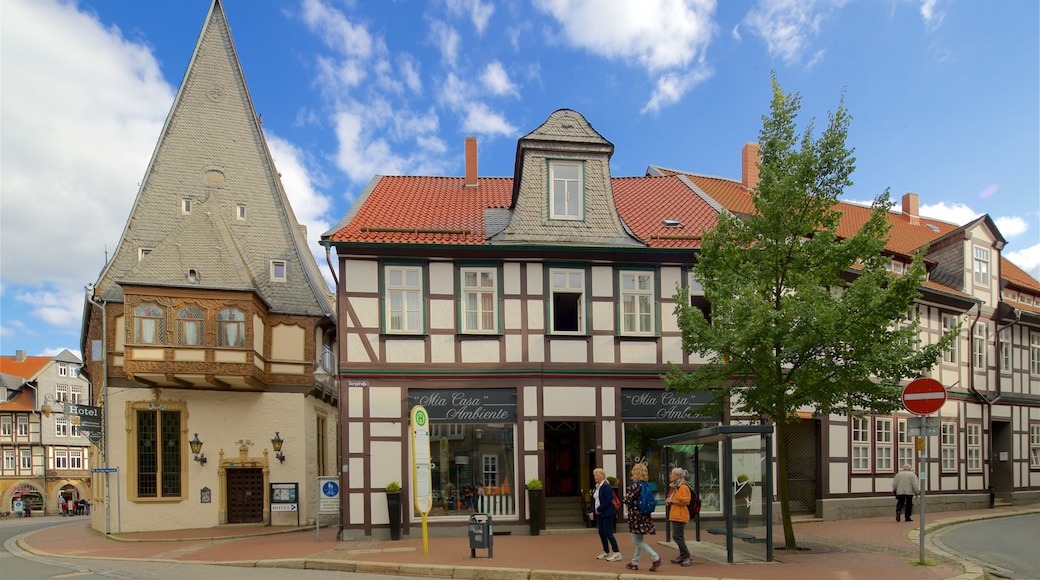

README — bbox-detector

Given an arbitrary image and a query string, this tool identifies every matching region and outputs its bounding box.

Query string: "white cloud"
[481,61,518,97]
[461,103,518,137]
[993,216,1027,238]
[918,201,982,225]
[642,65,714,114]
[920,0,945,28]
[398,55,423,94]
[743,0,842,66]
[429,21,461,68]
[1005,243,1040,279]
[0,0,172,332]
[446,0,495,34]
[301,0,375,58]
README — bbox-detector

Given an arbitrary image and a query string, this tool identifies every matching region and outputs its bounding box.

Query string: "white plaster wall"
[371,422,402,438]
[661,336,683,365]
[350,297,380,329]
[528,335,545,362]
[550,340,587,363]
[370,387,403,418]
[345,260,378,293]
[526,265,543,295]
[429,299,454,330]
[602,420,617,451]
[523,387,538,416]
[830,423,849,457]
[348,422,363,453]
[462,340,499,362]
[386,339,425,363]
[524,420,539,451]
[349,492,365,524]
[371,440,403,490]
[504,262,521,295]
[349,457,366,489]
[543,387,596,416]
[603,454,619,479]
[527,300,544,330]
[346,334,371,363]
[591,266,613,297]
[429,262,454,295]
[620,341,656,364]
[505,334,523,362]
[593,335,614,363]
[829,464,849,494]
[592,301,614,332]
[504,299,522,329]
[348,387,365,418]
[660,267,681,299]
[431,335,455,363]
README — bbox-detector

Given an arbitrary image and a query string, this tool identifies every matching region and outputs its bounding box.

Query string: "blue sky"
[1,0,1037,359]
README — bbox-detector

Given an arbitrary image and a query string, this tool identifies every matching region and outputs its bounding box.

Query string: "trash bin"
[468,513,493,558]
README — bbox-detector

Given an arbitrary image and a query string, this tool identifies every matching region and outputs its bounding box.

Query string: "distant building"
[1,349,92,515]
[79,0,337,533]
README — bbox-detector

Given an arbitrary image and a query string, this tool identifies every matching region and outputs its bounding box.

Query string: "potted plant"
[734,474,752,528]
[526,478,543,536]
[385,481,402,540]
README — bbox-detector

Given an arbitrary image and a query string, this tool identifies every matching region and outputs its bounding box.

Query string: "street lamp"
[271,432,286,463]
[189,433,207,466]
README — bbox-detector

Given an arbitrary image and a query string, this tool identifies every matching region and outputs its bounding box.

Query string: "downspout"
[322,242,344,540]
[967,302,990,406]
[86,289,111,535]
[324,244,339,288]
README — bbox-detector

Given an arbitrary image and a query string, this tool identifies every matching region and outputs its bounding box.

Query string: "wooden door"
[226,468,263,523]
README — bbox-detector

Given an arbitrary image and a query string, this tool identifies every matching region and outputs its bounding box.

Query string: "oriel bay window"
[177,305,205,345]
[129,401,186,501]
[217,308,246,347]
[134,304,164,344]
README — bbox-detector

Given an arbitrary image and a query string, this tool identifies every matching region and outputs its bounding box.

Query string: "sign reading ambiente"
[408,389,517,423]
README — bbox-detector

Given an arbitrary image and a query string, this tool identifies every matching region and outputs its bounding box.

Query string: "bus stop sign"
[902,378,947,415]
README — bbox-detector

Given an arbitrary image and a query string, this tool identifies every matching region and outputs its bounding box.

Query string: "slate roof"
[91,0,333,318]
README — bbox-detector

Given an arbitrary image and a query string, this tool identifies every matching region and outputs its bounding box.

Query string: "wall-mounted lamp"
[189,433,207,466]
[271,432,286,464]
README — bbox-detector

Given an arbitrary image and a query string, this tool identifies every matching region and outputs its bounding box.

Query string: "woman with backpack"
[623,463,662,571]
[588,468,622,561]
[665,467,693,566]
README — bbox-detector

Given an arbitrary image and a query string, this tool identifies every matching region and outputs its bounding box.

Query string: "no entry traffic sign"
[902,377,947,415]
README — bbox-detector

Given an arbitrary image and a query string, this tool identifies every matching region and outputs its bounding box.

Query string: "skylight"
[663,219,684,228]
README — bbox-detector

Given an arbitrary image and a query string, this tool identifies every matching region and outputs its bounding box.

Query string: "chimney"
[741,142,760,191]
[15,350,26,362]
[901,192,920,225]
[465,136,478,188]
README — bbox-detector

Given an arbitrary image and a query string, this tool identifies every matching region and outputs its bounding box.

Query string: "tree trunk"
[775,420,797,549]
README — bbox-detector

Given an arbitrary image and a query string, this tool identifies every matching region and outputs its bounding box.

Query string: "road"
[1,515,420,580]
[932,512,1040,580]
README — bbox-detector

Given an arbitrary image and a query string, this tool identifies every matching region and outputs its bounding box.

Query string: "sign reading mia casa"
[408,389,516,423]
[621,388,719,421]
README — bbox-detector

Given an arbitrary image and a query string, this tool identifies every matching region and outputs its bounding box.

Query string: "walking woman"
[665,467,693,566]
[589,468,622,561]
[624,463,662,571]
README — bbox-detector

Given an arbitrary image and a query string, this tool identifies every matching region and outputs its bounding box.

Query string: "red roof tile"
[0,387,36,412]
[0,356,49,380]
[612,175,717,248]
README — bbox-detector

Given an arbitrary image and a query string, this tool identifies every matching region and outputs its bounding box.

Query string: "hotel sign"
[408,389,516,423]
[621,388,719,421]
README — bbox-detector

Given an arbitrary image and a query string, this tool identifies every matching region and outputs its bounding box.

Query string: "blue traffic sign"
[322,480,339,497]
[92,467,118,473]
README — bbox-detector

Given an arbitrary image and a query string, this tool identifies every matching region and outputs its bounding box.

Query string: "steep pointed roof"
[92,0,333,318]
[0,355,50,381]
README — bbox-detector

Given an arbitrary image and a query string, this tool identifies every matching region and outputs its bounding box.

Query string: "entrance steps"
[544,496,588,529]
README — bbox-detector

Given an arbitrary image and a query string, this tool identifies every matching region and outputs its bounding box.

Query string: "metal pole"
[918,435,926,565]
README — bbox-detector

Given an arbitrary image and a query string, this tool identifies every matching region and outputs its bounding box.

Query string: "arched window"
[217,308,246,347]
[133,304,164,344]
[177,305,205,345]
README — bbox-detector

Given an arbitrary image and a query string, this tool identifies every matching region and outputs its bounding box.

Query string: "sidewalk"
[11,505,1038,580]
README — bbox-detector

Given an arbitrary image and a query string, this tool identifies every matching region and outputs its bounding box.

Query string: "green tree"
[665,75,957,549]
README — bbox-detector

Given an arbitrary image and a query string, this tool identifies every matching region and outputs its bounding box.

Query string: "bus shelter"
[658,424,774,563]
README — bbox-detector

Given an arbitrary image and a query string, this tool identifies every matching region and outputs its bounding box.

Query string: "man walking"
[892,464,920,522]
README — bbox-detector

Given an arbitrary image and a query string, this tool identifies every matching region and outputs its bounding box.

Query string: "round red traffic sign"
[902,377,947,415]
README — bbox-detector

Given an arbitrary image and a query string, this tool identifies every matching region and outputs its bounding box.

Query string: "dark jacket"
[592,481,618,518]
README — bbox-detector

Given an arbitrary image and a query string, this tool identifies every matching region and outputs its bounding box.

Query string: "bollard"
[468,513,493,558]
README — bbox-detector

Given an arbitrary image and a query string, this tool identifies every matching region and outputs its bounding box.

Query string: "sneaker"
[681,557,693,567]
[597,552,609,560]
[626,562,639,570]
[649,558,663,572]
[607,552,623,562]
[896,514,900,522]
[670,556,684,564]
[905,518,913,522]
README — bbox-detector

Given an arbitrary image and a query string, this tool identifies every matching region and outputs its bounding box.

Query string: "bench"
[706,528,766,543]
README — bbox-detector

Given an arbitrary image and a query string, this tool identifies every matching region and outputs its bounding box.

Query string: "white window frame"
[973,322,986,369]
[851,417,870,472]
[270,260,287,282]
[549,160,583,220]
[236,204,247,220]
[138,247,153,261]
[385,266,424,334]
[58,362,68,377]
[897,419,915,470]
[875,418,893,472]
[56,384,68,402]
[999,328,1011,372]
[181,198,192,214]
[1031,424,1040,469]
[973,246,989,286]
[16,416,28,437]
[482,454,499,487]
[3,450,14,471]
[20,449,31,470]
[70,421,80,437]
[941,422,957,472]
[54,449,68,470]
[620,270,655,336]
[966,424,982,472]
[549,268,586,335]
[942,314,958,364]
[430,423,466,440]
[460,267,499,334]
[55,418,68,437]
[1031,333,1040,375]
[70,449,84,470]
[1,416,11,437]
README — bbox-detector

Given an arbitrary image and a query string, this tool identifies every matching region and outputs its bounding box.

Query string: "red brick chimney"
[901,192,920,225]
[741,142,760,191]
[465,136,478,188]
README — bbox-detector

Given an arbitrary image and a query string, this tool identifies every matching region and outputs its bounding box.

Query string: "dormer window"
[271,260,287,282]
[181,199,192,214]
[973,246,989,286]
[139,248,153,262]
[549,161,583,221]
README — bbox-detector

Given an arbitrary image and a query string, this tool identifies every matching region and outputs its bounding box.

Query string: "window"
[236,204,246,220]
[138,247,153,261]
[549,268,585,334]
[876,418,893,472]
[898,419,915,470]
[3,450,13,470]
[20,449,31,470]
[58,362,68,377]
[482,454,499,487]
[177,305,205,345]
[941,422,957,472]
[181,198,192,214]
[271,260,287,282]
[16,416,28,437]
[461,268,498,333]
[385,266,423,333]
[430,423,466,439]
[942,314,958,363]
[1031,425,1040,469]
[620,271,655,335]
[549,161,583,220]
[54,450,68,469]
[973,246,989,286]
[973,323,987,368]
[134,304,165,344]
[55,418,68,437]
[1,416,10,437]
[56,384,68,402]
[70,385,82,404]
[70,450,83,470]
[966,424,982,472]
[135,408,182,499]
[1031,333,1040,375]
[217,308,246,347]
[71,421,80,437]
[851,417,870,472]
[999,328,1011,372]
[316,414,327,477]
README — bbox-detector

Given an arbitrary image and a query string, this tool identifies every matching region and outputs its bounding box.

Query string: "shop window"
[423,423,514,519]
[624,421,721,516]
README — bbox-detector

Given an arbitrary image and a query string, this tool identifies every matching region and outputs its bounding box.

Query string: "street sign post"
[411,404,432,554]
[901,377,947,415]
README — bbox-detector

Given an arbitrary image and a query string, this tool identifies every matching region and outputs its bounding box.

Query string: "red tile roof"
[0,356,49,380]
[327,174,720,249]
[0,387,36,412]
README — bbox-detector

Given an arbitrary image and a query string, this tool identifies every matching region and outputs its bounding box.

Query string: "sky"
[1,0,1038,360]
